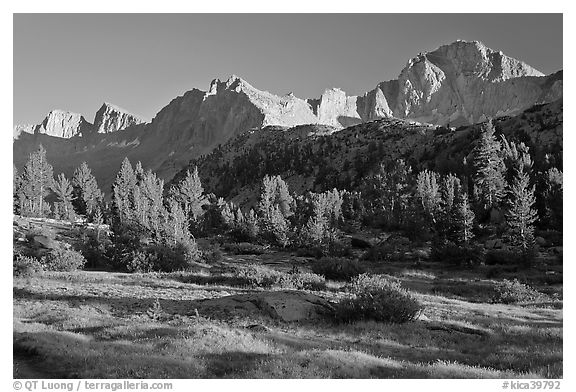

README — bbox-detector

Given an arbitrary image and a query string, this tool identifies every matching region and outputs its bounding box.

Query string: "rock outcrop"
[196,291,335,322]
[14,105,143,140]
[364,40,562,126]
[34,110,92,138]
[93,102,144,134]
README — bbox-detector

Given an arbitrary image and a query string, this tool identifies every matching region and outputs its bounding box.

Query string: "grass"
[13,251,563,378]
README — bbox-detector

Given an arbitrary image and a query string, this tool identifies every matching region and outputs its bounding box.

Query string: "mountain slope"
[13,40,563,195]
[176,99,562,208]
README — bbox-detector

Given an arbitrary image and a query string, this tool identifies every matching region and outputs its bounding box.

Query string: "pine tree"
[452,191,475,244]
[506,167,538,249]
[13,165,21,214]
[500,135,533,181]
[171,166,207,222]
[361,160,411,228]
[258,175,293,245]
[243,208,259,240]
[416,169,442,224]
[258,175,293,219]
[112,157,137,224]
[72,162,103,219]
[137,170,166,236]
[472,120,506,212]
[51,173,75,220]
[19,145,54,217]
[541,167,562,230]
[441,174,461,212]
[166,199,188,243]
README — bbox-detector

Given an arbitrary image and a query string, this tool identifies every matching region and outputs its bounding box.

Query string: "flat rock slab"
[196,290,334,322]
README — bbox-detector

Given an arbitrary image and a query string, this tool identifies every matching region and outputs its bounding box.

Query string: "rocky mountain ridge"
[14,103,144,140]
[13,40,563,197]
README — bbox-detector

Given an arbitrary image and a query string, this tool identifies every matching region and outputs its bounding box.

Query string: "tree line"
[13,118,562,270]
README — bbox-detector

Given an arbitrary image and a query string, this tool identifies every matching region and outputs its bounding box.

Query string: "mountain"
[13,40,563,196]
[178,99,563,208]
[93,103,144,134]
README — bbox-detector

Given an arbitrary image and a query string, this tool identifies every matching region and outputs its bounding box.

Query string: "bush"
[42,247,86,271]
[311,257,365,281]
[336,273,424,323]
[202,244,224,264]
[493,279,543,304]
[485,248,536,267]
[13,254,43,277]
[430,241,484,266]
[362,243,399,262]
[236,265,285,288]
[235,265,326,290]
[75,230,112,269]
[124,250,157,273]
[118,239,201,273]
[283,271,326,291]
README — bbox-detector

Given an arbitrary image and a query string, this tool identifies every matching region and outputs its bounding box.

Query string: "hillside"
[178,99,562,207]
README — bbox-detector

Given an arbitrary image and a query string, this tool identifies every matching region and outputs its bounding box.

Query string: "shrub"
[347,273,398,292]
[42,247,86,271]
[336,274,423,323]
[124,250,157,273]
[236,265,285,288]
[311,257,365,281]
[13,254,43,277]
[202,244,224,264]
[75,230,112,269]
[118,240,201,273]
[362,243,399,262]
[493,279,543,304]
[235,265,327,290]
[282,271,326,291]
[484,248,536,267]
[295,240,352,259]
[430,241,484,266]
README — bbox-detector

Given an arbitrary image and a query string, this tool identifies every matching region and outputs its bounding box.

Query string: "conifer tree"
[361,160,411,228]
[541,167,563,230]
[112,157,137,224]
[13,165,21,214]
[171,166,207,222]
[472,120,506,212]
[416,169,441,224]
[258,175,293,219]
[506,167,538,249]
[258,175,293,245]
[51,173,74,220]
[452,191,475,244]
[137,170,166,236]
[500,135,533,181]
[72,161,103,219]
[19,145,54,217]
[441,174,461,212]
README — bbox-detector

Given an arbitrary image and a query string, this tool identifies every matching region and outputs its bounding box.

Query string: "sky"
[13,13,563,125]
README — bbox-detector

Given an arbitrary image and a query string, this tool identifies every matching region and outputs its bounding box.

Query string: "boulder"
[196,291,334,322]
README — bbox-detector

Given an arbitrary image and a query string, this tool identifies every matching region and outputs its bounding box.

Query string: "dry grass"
[13,254,562,379]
